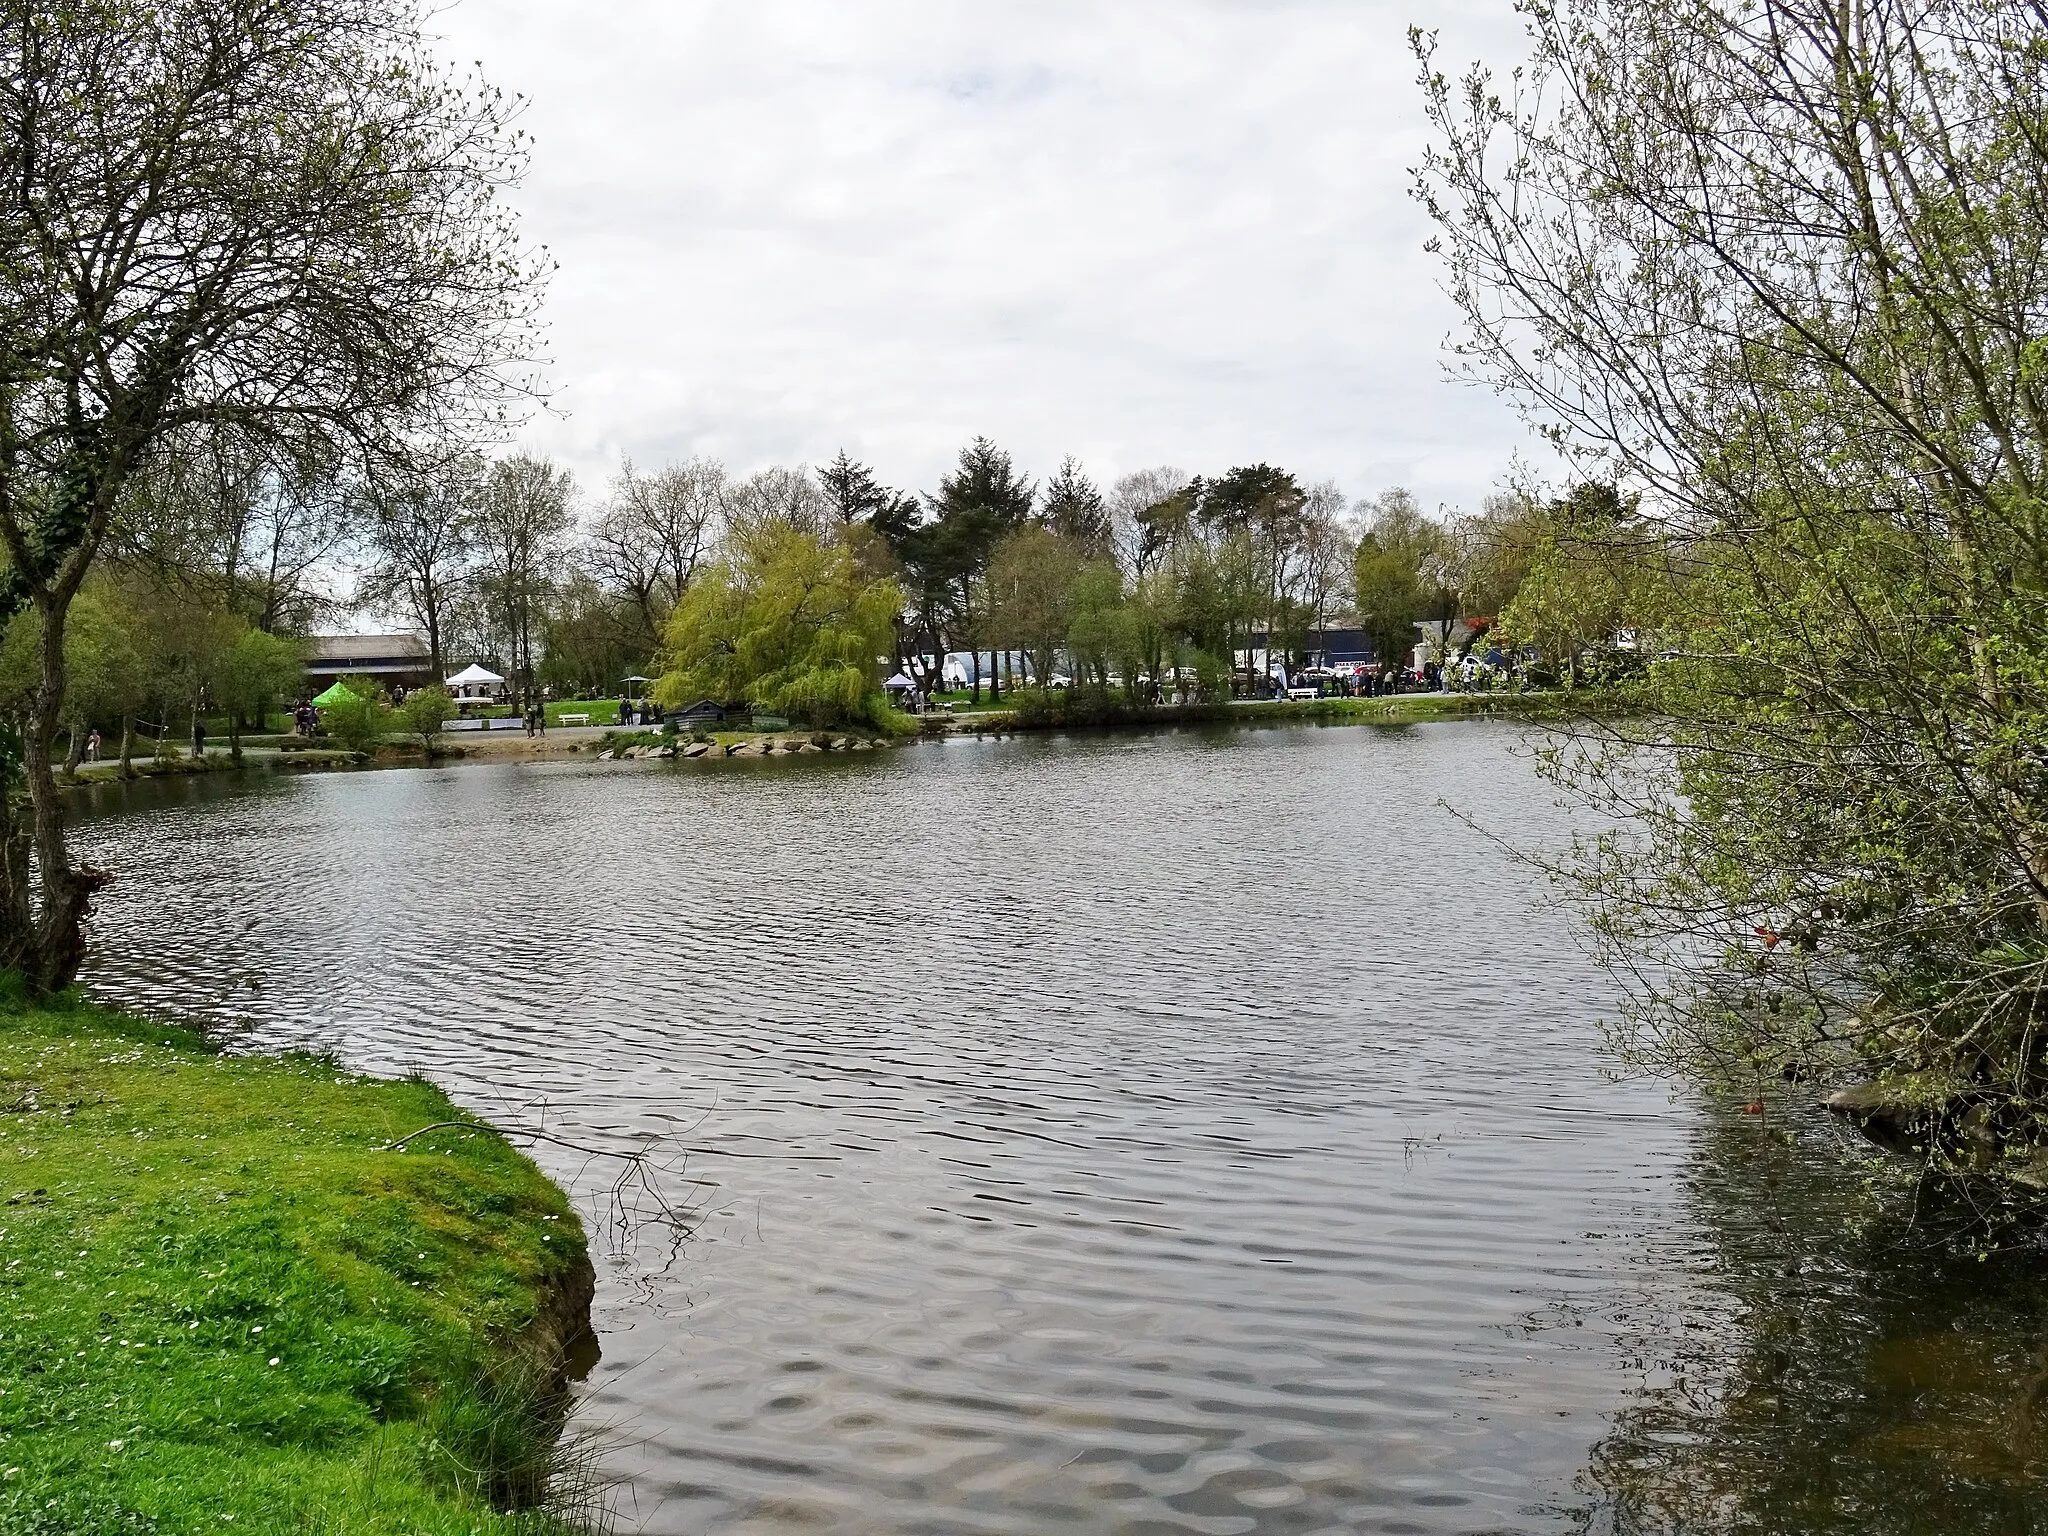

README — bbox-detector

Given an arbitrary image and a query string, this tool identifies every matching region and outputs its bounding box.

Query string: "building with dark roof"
[303,634,434,694]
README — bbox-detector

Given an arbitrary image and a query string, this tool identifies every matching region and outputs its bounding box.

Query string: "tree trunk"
[424,592,443,679]
[22,593,107,994]
[120,717,134,778]
[61,726,84,781]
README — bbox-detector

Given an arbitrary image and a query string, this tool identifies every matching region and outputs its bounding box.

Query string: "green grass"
[948,689,1573,733]
[0,1002,597,1535]
[544,702,625,729]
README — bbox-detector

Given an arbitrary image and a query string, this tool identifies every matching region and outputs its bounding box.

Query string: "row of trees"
[454,439,1650,722]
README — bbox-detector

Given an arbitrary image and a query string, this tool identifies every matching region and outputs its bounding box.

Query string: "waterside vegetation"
[1420,0,2048,1191]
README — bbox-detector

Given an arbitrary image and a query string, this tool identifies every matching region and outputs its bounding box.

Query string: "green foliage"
[1352,490,1448,668]
[1494,484,1657,685]
[217,629,305,730]
[656,524,902,727]
[1065,560,1129,689]
[1419,0,2048,1158]
[319,684,389,754]
[0,1005,592,1534]
[398,686,456,751]
[0,590,147,728]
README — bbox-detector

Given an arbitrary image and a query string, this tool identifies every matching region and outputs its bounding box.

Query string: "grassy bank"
[938,689,1586,733]
[0,1002,598,1535]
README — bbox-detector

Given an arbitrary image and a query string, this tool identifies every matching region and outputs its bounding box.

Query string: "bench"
[558,712,591,726]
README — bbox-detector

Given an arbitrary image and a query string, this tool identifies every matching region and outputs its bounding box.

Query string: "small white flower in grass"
[3,1466,18,1479]
[267,1357,279,1367]
[106,1439,123,1450]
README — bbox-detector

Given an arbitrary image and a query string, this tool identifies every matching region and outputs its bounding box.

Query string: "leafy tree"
[1495,484,1651,685]
[319,682,388,755]
[215,629,304,762]
[1353,490,1451,672]
[0,0,543,992]
[126,584,239,762]
[1065,561,1128,691]
[656,525,902,728]
[0,593,146,776]
[1420,0,2048,1149]
[537,570,645,698]
[922,437,1035,700]
[818,451,908,528]
[397,685,455,752]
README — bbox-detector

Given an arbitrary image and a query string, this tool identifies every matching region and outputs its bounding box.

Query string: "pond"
[71,723,2048,1534]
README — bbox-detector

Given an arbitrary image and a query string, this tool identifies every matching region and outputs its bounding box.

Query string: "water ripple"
[74,723,1687,1535]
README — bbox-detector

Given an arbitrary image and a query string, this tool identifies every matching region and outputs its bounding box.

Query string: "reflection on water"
[1576,1106,2048,1535]
[65,725,2048,1535]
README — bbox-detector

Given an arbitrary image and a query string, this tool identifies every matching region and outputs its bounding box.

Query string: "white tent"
[884,672,915,690]
[445,663,504,702]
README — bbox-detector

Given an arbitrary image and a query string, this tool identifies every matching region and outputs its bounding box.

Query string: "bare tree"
[1109,467,1190,578]
[0,0,545,990]
[476,455,575,707]
[588,457,724,643]
[723,465,834,552]
[359,445,485,675]
[1296,482,1354,659]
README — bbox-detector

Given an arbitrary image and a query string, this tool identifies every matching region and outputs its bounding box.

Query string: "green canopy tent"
[311,679,369,707]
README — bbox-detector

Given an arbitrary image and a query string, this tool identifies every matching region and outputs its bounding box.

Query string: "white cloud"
[431,0,1544,515]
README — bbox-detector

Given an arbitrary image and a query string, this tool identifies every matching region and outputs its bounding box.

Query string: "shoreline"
[56,692,1589,791]
[0,1002,600,1533]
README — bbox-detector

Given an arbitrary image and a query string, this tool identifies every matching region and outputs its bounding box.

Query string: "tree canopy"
[656,524,902,728]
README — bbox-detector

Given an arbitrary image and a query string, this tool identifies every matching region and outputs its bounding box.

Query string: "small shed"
[445,663,505,704]
[665,699,729,729]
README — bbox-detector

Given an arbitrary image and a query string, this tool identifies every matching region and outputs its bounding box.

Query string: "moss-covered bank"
[0,1002,598,1535]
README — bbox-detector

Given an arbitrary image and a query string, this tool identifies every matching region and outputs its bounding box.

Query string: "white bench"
[559,712,591,726]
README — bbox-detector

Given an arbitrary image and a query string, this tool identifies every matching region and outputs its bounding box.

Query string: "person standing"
[85,729,100,763]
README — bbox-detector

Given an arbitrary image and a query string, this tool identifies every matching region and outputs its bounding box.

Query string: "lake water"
[70,724,2048,1534]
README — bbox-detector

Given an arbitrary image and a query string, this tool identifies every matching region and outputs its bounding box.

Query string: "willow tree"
[657,523,903,729]
[1417,0,2048,1145]
[0,0,544,991]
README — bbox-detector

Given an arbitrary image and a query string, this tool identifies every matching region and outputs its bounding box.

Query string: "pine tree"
[1040,457,1111,556]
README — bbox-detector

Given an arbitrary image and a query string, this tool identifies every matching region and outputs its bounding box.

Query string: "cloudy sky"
[429,0,1541,516]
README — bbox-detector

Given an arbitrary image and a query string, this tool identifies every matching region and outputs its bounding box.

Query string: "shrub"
[397,685,455,752]
[320,686,388,754]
